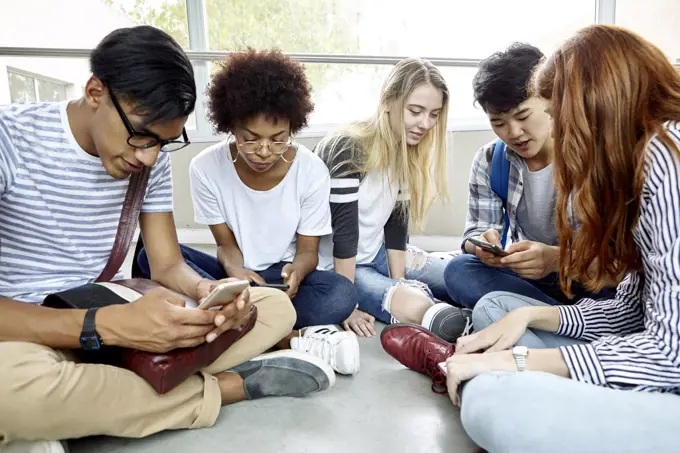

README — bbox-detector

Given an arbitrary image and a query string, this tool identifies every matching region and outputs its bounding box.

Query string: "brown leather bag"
[43,167,257,394]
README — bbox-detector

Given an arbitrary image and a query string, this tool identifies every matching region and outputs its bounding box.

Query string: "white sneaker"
[290,325,360,375]
[1,440,67,453]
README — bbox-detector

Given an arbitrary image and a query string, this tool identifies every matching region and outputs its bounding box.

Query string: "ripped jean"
[354,246,453,324]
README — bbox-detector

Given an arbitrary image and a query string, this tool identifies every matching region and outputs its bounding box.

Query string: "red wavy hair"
[534,25,680,296]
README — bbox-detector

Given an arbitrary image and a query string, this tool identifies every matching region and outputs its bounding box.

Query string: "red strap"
[96,167,152,283]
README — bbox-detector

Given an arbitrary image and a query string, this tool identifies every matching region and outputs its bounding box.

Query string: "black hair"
[472,42,544,114]
[207,48,314,134]
[90,25,196,124]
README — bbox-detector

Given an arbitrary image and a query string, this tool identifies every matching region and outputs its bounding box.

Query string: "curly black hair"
[207,49,314,134]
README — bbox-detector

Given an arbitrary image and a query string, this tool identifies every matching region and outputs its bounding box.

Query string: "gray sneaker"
[421,303,473,343]
[230,350,336,399]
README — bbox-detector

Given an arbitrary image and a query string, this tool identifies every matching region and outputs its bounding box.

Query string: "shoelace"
[422,348,448,394]
[461,316,473,337]
[296,331,335,364]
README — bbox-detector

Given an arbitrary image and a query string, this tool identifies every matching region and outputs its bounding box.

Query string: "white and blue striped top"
[0,102,173,304]
[557,121,680,394]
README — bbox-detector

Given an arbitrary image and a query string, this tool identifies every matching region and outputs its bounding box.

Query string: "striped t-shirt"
[0,102,173,303]
[556,121,680,394]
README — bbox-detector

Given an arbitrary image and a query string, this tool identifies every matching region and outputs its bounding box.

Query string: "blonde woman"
[316,58,471,340]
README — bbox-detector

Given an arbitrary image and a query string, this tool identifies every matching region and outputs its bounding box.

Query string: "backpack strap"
[489,140,511,248]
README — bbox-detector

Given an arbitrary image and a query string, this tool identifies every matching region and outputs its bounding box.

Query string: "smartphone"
[467,237,509,257]
[197,280,250,310]
[250,282,290,291]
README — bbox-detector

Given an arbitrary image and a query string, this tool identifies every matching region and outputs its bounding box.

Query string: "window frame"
[4,0,678,141]
[7,66,70,103]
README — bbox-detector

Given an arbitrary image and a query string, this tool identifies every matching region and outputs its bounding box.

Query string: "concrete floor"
[69,323,476,453]
[69,244,476,453]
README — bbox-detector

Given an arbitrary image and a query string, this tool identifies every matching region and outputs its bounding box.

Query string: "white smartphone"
[197,280,250,310]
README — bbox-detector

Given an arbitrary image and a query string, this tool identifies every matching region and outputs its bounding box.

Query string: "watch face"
[513,346,528,356]
[80,335,101,351]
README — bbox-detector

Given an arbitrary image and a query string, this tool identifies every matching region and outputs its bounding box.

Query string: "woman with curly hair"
[382,25,680,452]
[139,49,360,375]
[315,58,472,341]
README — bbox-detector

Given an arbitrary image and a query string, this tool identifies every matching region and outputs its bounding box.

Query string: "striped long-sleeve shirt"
[557,121,680,394]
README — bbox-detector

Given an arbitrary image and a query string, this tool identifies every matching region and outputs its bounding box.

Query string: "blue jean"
[460,291,680,453]
[444,254,616,309]
[354,247,453,324]
[136,245,357,330]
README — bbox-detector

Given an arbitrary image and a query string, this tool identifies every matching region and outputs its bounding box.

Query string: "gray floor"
[69,245,476,453]
[69,326,476,453]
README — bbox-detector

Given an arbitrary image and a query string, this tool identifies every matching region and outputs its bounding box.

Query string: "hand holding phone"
[197,280,250,310]
[468,237,509,257]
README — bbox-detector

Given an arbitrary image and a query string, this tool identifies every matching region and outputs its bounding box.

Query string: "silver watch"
[512,346,529,372]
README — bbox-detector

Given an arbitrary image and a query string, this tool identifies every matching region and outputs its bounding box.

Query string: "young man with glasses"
[138,49,361,377]
[0,27,335,453]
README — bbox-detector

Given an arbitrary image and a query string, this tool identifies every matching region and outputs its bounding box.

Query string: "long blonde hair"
[317,58,449,231]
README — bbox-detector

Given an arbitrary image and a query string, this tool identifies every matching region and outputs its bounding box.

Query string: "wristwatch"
[80,307,103,350]
[512,346,529,372]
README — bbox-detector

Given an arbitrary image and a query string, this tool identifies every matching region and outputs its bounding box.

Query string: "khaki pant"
[0,287,295,444]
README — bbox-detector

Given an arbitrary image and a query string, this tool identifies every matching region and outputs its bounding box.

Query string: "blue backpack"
[489,140,511,248]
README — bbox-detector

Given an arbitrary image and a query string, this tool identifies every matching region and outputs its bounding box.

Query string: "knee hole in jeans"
[381,280,434,323]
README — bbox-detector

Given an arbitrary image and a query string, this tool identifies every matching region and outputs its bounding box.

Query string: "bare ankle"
[216,371,246,405]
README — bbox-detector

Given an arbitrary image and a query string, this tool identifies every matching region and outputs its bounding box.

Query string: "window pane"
[2,0,188,48]
[36,78,68,102]
[1,58,86,105]
[206,0,594,58]
[615,0,680,61]
[8,71,37,103]
[206,62,485,126]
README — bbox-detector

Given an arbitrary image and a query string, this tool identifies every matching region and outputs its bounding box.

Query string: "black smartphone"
[250,282,290,291]
[467,237,509,257]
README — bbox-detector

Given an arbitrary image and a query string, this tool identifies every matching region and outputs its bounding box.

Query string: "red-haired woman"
[383,25,680,452]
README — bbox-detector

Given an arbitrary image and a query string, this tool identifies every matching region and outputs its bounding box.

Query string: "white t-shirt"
[190,140,332,271]
[0,102,173,303]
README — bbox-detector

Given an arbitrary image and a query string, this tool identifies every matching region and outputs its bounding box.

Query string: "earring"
[280,143,297,163]
[231,152,238,163]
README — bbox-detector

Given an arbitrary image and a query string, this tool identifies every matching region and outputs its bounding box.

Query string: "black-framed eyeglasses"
[109,90,190,153]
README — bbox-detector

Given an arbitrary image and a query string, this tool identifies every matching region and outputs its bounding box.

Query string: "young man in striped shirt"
[0,26,333,453]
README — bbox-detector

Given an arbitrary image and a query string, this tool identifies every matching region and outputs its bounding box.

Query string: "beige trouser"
[0,287,295,444]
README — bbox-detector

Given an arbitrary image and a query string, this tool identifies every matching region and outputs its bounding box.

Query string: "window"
[205,0,595,58]
[105,0,190,48]
[8,67,71,104]
[615,0,680,61]
[8,70,69,103]
[200,0,595,125]
[2,1,188,49]
[2,59,82,105]
[4,0,676,135]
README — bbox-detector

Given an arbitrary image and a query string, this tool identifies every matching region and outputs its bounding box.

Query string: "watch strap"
[80,307,103,350]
